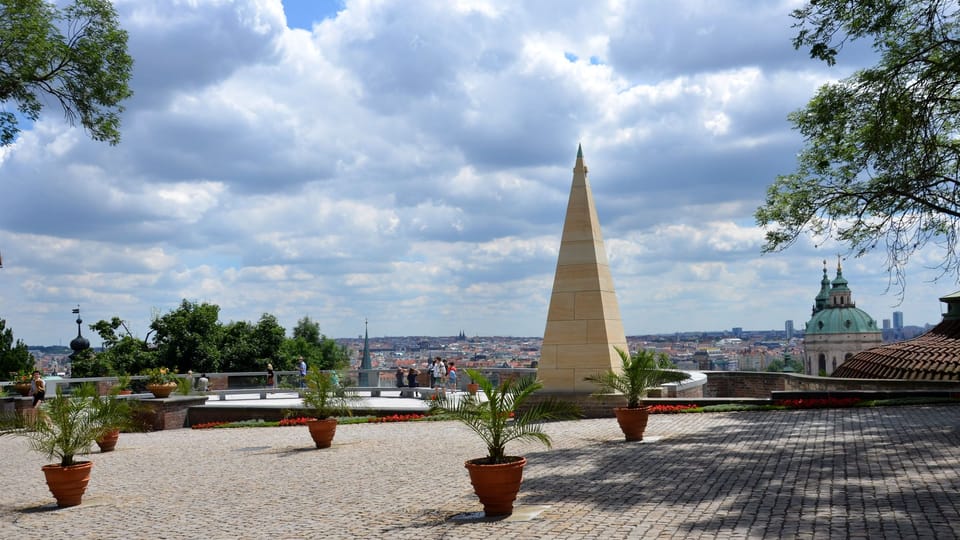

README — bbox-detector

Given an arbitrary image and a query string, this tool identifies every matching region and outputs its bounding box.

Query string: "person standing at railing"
[29,370,45,408]
[432,357,446,390]
[395,366,405,388]
[266,363,275,388]
[447,362,457,392]
[407,366,419,388]
[298,357,307,388]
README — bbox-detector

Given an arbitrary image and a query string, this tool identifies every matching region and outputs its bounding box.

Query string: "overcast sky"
[0,0,953,346]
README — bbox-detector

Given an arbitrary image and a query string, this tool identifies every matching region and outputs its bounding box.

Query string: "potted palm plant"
[91,384,143,452]
[114,373,133,395]
[0,384,114,507]
[585,347,690,441]
[431,369,579,516]
[465,371,480,395]
[299,368,354,449]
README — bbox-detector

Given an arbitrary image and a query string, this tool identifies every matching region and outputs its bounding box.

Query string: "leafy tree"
[0,0,133,146]
[220,314,285,372]
[0,318,34,377]
[280,316,348,371]
[315,335,350,371]
[292,316,321,344]
[279,337,317,370]
[766,357,804,374]
[85,317,155,375]
[756,0,960,295]
[220,320,256,373]
[251,313,285,363]
[150,300,223,374]
[69,347,112,377]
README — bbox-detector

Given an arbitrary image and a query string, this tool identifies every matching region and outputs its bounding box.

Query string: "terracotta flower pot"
[96,429,120,453]
[307,418,338,449]
[42,461,93,507]
[464,456,527,516]
[614,406,650,441]
[13,382,31,396]
[146,382,177,398]
[467,383,479,395]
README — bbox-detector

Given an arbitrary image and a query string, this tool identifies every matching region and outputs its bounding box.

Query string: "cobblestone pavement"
[3,404,960,539]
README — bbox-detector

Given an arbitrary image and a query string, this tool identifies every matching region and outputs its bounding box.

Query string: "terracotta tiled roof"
[833,320,960,380]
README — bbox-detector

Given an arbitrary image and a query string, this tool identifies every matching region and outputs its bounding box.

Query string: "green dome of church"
[806,305,879,334]
[805,259,880,335]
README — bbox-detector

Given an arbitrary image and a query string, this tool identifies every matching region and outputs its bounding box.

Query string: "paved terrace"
[3,404,960,539]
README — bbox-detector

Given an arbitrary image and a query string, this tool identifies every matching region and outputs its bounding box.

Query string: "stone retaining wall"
[135,396,209,430]
[702,371,960,398]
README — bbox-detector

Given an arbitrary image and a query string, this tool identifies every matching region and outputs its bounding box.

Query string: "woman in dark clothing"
[395,366,406,387]
[407,367,419,388]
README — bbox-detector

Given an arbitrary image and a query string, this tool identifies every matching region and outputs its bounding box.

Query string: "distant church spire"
[359,319,372,386]
[813,260,831,315]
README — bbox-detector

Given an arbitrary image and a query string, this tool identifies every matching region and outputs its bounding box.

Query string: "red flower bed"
[648,404,700,414]
[279,417,313,426]
[369,413,426,423]
[775,397,861,409]
[191,421,228,430]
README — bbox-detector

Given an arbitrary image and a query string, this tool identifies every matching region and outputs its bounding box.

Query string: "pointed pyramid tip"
[577,143,582,159]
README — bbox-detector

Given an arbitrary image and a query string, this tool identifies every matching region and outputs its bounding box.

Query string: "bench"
[345,387,439,398]
[214,388,301,401]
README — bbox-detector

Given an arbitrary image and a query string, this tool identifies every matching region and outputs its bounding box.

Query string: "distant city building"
[732,327,743,338]
[803,260,882,376]
[882,319,891,330]
[785,320,794,340]
[893,311,904,330]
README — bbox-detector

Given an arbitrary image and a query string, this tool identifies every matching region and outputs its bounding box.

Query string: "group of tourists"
[394,357,457,391]
[261,357,308,389]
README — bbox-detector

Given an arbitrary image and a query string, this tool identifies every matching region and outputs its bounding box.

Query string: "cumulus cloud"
[0,0,945,344]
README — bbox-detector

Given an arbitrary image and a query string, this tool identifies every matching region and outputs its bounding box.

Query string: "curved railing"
[1,367,539,395]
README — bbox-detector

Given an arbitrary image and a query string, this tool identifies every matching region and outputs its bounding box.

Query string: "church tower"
[538,145,627,392]
[804,259,882,376]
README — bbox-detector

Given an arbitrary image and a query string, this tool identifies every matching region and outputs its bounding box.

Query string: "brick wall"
[136,396,209,430]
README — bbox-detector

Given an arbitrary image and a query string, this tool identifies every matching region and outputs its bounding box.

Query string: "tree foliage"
[0,318,34,378]
[79,316,155,376]
[292,316,321,344]
[282,316,348,371]
[765,357,805,374]
[756,0,960,296]
[0,0,133,146]
[72,304,347,376]
[68,347,111,377]
[220,314,285,372]
[150,300,223,374]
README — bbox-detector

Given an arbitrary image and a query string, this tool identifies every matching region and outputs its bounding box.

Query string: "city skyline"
[1,1,957,346]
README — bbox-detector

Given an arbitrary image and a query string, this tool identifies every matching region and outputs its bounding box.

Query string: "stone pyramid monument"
[538,145,627,392]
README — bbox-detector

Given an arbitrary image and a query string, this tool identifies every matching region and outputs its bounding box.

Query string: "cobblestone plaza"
[3,405,960,539]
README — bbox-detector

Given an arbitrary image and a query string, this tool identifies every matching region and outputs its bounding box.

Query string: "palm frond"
[431,368,580,463]
[585,347,692,408]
